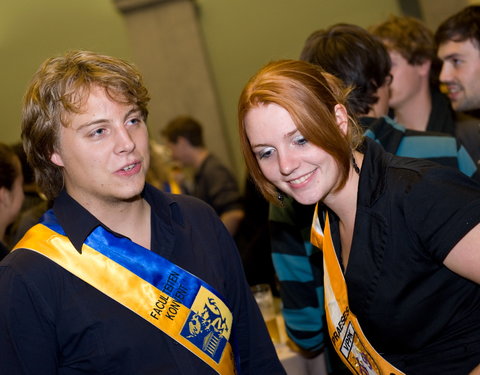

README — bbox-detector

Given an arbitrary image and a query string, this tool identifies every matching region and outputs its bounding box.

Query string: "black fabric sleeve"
[400,166,480,262]
[0,252,58,374]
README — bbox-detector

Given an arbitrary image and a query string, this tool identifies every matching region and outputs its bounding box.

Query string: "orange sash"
[311,205,405,375]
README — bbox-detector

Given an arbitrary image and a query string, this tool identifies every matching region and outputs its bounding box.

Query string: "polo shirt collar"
[52,185,182,256]
[53,190,107,253]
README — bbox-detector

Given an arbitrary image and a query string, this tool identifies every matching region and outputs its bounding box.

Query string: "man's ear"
[0,187,8,207]
[177,136,191,148]
[334,104,349,135]
[417,59,431,78]
[50,151,64,167]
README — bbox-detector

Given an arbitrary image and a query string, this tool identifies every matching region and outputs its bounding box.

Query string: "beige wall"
[0,0,469,182]
[113,0,234,170]
[419,0,468,30]
[0,0,131,144]
[197,0,402,178]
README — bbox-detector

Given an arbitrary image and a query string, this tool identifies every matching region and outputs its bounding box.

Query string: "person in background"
[146,138,185,194]
[370,15,456,134]
[0,143,24,259]
[301,24,478,177]
[10,142,44,211]
[234,173,277,292]
[161,116,245,235]
[267,23,480,375]
[5,142,49,247]
[0,50,285,375]
[239,58,480,375]
[6,197,51,247]
[435,5,480,166]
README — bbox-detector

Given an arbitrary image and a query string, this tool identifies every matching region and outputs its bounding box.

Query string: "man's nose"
[114,127,135,154]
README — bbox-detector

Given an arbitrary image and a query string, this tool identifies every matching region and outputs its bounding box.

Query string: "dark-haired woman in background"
[0,143,24,259]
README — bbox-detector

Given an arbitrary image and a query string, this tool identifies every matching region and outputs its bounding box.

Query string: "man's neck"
[192,149,209,170]
[365,107,382,118]
[394,86,432,132]
[0,220,7,246]
[78,194,152,249]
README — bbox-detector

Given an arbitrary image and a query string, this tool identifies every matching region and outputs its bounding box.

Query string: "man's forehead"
[69,84,130,107]
[438,38,480,58]
[388,49,406,60]
[60,86,137,128]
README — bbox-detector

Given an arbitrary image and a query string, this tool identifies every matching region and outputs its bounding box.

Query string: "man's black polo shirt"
[0,184,285,374]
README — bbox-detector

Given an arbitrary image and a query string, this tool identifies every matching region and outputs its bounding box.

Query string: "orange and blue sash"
[13,209,238,375]
[311,205,405,375]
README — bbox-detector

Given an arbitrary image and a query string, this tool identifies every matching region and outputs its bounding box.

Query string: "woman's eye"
[258,147,274,160]
[294,136,308,146]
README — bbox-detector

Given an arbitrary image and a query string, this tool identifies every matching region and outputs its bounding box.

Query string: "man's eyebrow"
[76,118,109,131]
[442,52,462,61]
[75,107,141,131]
[124,107,142,121]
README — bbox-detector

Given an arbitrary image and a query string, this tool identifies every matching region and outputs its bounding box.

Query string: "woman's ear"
[50,151,64,167]
[334,104,349,135]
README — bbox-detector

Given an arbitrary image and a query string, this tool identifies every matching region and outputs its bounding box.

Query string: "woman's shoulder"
[388,157,480,193]
[364,144,480,210]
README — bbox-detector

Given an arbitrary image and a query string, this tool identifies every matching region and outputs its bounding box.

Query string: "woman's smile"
[288,169,317,187]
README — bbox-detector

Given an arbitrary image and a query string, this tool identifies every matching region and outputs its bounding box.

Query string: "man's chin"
[114,183,146,203]
[453,101,471,112]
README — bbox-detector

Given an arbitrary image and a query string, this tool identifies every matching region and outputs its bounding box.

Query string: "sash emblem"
[181,286,232,363]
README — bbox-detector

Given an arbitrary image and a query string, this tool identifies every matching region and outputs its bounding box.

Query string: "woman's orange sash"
[311,205,405,375]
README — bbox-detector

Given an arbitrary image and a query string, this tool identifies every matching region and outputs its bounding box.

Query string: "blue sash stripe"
[39,209,224,309]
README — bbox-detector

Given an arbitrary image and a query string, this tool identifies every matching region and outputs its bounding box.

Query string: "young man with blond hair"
[0,50,284,375]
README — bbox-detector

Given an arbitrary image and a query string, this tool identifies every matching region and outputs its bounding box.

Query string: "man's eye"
[89,128,106,137]
[128,118,140,126]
